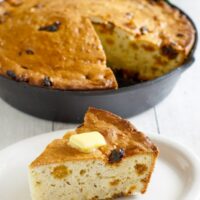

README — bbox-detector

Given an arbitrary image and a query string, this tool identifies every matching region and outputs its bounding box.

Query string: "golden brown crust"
[30,138,106,167]
[30,107,158,168]
[77,107,159,157]
[0,0,195,90]
[0,0,117,90]
[88,0,195,53]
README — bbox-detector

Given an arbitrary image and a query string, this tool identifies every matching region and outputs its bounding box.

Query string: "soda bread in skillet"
[0,0,195,90]
[29,108,159,200]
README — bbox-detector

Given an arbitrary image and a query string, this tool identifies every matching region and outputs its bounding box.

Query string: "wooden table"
[0,0,199,160]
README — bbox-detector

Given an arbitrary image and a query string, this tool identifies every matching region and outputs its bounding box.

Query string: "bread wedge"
[29,107,159,200]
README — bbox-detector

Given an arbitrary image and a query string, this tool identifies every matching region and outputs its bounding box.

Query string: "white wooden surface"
[0,0,199,160]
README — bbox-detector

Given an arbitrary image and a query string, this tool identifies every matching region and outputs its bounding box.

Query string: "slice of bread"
[29,108,159,200]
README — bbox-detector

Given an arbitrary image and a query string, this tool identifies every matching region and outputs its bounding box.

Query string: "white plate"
[0,130,200,200]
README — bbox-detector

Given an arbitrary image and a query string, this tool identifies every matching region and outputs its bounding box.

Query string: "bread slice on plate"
[29,107,159,200]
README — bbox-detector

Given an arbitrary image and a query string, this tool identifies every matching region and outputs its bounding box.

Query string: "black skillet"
[0,2,198,122]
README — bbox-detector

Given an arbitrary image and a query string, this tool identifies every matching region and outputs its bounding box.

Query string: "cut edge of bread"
[29,153,158,200]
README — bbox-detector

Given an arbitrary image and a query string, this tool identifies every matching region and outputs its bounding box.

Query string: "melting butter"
[68,131,106,153]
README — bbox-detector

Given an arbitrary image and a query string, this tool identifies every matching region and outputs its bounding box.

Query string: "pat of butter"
[68,131,106,153]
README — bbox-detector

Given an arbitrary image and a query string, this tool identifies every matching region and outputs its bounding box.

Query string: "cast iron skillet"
[0,2,198,122]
